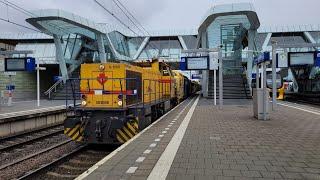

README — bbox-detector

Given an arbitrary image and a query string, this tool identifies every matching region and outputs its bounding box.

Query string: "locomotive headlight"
[81,100,87,106]
[117,100,123,106]
[99,64,105,70]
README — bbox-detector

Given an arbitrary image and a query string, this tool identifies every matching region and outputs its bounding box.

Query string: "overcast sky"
[0,0,319,33]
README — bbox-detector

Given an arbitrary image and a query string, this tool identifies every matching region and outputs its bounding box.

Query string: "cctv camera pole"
[218,45,223,109]
[271,41,277,110]
[36,61,46,107]
[214,68,217,106]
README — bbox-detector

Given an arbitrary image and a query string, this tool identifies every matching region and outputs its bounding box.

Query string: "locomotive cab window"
[162,66,172,76]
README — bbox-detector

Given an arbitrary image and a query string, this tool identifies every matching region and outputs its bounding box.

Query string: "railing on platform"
[44,79,64,99]
[65,77,172,110]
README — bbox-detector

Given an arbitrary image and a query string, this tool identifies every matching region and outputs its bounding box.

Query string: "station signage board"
[209,52,219,70]
[186,57,209,70]
[254,52,270,65]
[180,56,209,70]
[315,51,320,67]
[5,58,26,71]
[3,71,16,76]
[191,74,202,79]
[180,49,220,70]
[276,52,288,68]
[288,52,315,66]
[4,57,36,72]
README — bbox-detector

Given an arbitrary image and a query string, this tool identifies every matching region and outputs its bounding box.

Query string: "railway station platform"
[0,100,71,138]
[77,96,320,180]
[0,100,65,115]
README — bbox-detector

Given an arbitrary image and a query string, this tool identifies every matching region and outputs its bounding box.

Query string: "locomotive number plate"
[96,101,109,104]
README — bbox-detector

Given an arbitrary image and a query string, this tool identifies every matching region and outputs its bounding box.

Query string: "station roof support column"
[53,34,69,82]
[97,33,107,63]
[247,29,256,91]
[304,31,316,44]
[133,37,150,60]
[303,32,318,50]
[262,33,272,51]
[178,36,188,50]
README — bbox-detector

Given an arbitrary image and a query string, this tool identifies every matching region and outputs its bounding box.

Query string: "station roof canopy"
[198,3,260,33]
[0,33,52,40]
[26,9,112,39]
[26,9,199,39]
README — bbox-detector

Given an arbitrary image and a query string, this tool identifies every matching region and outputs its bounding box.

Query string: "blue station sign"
[191,74,202,79]
[254,52,270,65]
[316,51,320,67]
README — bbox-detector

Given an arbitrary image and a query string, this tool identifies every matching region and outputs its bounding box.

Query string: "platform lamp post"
[218,45,223,110]
[271,40,277,110]
[36,60,46,107]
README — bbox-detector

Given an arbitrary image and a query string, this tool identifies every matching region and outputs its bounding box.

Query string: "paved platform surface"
[0,100,68,119]
[78,96,320,180]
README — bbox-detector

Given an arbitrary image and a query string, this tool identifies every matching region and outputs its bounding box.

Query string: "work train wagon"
[64,60,199,144]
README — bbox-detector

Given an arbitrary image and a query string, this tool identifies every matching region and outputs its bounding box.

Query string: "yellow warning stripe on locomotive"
[64,124,84,142]
[116,119,139,143]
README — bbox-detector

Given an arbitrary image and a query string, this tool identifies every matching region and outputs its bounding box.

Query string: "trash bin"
[253,88,270,120]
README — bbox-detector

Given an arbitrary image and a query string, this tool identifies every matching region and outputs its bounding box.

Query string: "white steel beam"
[106,34,132,61]
[133,37,150,60]
[97,33,107,63]
[53,34,69,81]
[303,32,317,50]
[303,32,316,43]
[177,36,188,50]
[262,33,272,51]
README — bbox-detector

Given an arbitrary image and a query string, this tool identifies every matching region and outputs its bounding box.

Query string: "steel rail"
[17,144,87,180]
[0,123,63,142]
[0,128,63,152]
[0,139,73,171]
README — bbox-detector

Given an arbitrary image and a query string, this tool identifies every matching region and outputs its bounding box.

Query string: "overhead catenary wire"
[2,0,74,35]
[112,0,160,57]
[2,0,79,47]
[0,17,41,32]
[0,1,41,32]
[113,0,150,36]
[111,0,145,36]
[1,0,33,17]
[108,0,150,59]
[111,0,156,58]
[94,0,159,59]
[94,0,152,59]
[94,0,139,37]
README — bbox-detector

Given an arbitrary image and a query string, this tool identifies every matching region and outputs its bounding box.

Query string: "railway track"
[0,137,79,180]
[0,124,64,152]
[285,99,320,107]
[0,123,82,180]
[18,145,113,180]
[284,93,320,106]
[0,139,72,171]
[280,101,320,113]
